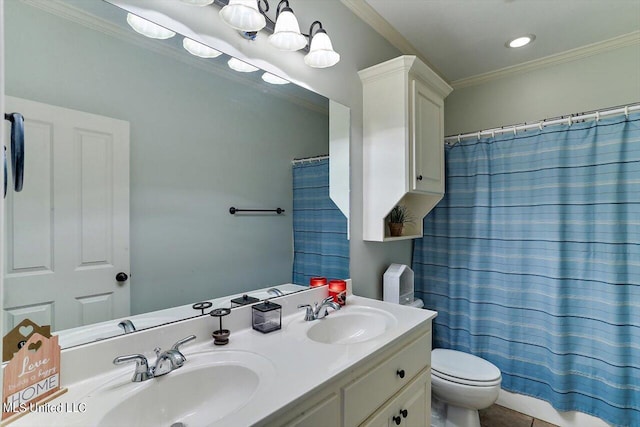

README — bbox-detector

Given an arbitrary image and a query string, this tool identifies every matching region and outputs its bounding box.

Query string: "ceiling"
[360,0,640,83]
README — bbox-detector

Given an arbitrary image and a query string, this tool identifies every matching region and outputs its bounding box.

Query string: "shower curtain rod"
[444,103,640,145]
[292,154,329,164]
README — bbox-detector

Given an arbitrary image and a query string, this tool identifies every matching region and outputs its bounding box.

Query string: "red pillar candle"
[309,277,327,288]
[328,280,347,306]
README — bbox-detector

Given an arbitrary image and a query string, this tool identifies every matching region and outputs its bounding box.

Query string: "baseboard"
[497,389,610,427]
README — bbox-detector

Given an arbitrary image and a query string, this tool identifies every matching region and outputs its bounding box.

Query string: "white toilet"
[431,349,502,427]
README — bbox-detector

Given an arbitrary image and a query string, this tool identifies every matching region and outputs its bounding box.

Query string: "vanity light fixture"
[228,57,259,72]
[126,13,176,39]
[261,72,289,85]
[219,0,266,32]
[506,34,536,48]
[216,0,340,68]
[304,21,340,68]
[183,37,223,58]
[268,0,307,51]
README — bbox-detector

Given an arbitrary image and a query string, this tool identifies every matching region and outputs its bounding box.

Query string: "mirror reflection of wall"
[3,0,347,348]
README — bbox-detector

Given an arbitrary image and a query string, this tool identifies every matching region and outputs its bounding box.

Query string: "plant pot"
[389,223,403,237]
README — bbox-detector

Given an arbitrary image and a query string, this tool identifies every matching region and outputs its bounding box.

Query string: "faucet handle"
[320,296,335,305]
[113,354,153,382]
[298,304,315,321]
[171,335,196,352]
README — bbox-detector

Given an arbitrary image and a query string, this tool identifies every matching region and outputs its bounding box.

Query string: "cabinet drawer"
[343,332,431,426]
[361,369,430,427]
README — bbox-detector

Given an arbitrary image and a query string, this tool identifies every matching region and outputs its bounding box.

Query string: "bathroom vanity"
[9,287,436,427]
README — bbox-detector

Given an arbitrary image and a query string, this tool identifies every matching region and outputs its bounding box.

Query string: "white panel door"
[3,96,130,332]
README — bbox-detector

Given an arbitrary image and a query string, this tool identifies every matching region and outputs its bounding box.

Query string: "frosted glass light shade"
[228,57,259,73]
[262,72,289,85]
[304,31,340,68]
[126,13,176,39]
[219,0,266,32]
[180,0,214,5]
[183,38,222,58]
[269,9,307,51]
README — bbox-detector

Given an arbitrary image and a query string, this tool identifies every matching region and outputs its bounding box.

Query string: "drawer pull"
[401,409,408,418]
[396,369,405,379]
[393,415,402,425]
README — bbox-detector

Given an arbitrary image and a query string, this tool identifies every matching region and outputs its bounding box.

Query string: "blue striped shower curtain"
[413,113,640,426]
[292,158,349,285]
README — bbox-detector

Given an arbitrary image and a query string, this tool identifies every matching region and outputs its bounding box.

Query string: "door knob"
[116,272,129,282]
[417,175,423,181]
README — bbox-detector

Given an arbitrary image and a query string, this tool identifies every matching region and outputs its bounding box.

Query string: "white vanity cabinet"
[262,325,432,427]
[359,56,452,242]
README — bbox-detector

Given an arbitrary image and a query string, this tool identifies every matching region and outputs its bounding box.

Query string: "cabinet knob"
[417,175,423,181]
[393,415,402,425]
[115,272,129,282]
[400,409,408,418]
[396,369,405,379]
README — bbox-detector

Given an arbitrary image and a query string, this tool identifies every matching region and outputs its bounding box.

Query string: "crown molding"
[19,0,329,115]
[340,0,448,82]
[451,30,640,90]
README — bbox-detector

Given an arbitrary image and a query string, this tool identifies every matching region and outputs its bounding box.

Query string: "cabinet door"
[362,370,430,427]
[411,78,444,194]
[286,393,340,427]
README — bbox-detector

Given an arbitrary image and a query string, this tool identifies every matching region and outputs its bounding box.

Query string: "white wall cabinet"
[359,56,452,241]
[260,325,432,427]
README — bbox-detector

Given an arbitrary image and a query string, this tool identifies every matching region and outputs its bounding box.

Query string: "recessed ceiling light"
[506,34,536,48]
[126,13,175,40]
[227,57,259,73]
[261,72,290,85]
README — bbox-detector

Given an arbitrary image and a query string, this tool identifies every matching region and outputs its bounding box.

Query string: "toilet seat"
[432,349,502,387]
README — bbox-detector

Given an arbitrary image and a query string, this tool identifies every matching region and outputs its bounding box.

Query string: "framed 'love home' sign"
[2,322,66,423]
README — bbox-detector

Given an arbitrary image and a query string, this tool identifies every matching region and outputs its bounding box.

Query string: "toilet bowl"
[430,349,502,427]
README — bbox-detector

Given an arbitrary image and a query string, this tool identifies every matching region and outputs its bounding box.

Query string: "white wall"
[445,43,640,135]
[106,0,407,299]
[4,1,329,314]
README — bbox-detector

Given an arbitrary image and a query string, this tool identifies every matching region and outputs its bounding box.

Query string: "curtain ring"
[477,131,481,141]
[538,122,543,131]
[457,134,461,144]
[567,116,572,126]
[491,130,495,138]
[625,106,629,118]
[513,127,517,136]
[595,111,600,122]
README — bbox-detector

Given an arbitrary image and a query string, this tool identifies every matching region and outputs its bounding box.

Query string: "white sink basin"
[95,351,275,427]
[306,306,398,345]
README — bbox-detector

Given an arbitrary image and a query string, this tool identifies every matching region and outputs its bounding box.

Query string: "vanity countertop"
[11,291,436,427]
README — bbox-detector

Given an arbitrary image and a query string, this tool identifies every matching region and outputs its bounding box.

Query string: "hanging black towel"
[4,112,25,193]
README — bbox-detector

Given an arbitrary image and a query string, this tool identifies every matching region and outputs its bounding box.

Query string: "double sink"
[15,292,429,427]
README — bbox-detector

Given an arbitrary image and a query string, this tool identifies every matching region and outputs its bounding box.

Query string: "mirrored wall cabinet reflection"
[360,56,452,242]
[2,0,349,350]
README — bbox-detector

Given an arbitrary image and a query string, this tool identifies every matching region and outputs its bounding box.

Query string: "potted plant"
[387,205,412,237]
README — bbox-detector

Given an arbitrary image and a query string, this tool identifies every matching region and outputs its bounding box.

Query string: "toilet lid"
[431,349,501,384]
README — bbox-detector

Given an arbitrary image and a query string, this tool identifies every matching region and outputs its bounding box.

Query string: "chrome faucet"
[267,287,284,297]
[298,296,341,321]
[118,319,136,334]
[153,335,196,376]
[113,335,196,382]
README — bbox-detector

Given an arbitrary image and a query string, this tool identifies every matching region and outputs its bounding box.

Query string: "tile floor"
[479,404,559,427]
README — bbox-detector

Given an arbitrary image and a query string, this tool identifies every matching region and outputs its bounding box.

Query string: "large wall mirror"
[2,0,349,351]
